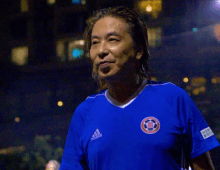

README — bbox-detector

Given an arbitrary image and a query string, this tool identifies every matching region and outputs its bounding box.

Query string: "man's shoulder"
[86,89,106,100]
[72,90,107,121]
[148,81,183,91]
[146,81,188,98]
[77,89,106,111]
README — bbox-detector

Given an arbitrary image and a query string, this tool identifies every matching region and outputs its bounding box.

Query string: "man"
[60,6,219,170]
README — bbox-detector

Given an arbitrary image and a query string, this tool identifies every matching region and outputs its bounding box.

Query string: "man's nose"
[98,41,109,59]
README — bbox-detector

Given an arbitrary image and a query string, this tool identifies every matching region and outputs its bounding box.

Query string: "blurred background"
[0,0,219,169]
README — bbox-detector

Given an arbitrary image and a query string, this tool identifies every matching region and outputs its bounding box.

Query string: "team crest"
[141,117,160,134]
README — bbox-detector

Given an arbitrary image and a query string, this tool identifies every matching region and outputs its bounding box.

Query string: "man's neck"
[106,78,142,103]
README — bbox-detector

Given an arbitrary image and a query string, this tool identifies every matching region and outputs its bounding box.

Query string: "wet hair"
[83,6,151,91]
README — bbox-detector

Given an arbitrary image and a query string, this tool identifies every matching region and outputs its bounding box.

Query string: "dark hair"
[83,6,151,91]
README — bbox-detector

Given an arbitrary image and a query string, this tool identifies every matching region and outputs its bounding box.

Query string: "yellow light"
[146,5,153,12]
[71,39,85,46]
[192,88,200,95]
[0,146,25,155]
[57,101,63,107]
[82,0,86,5]
[191,77,206,87]
[200,86,206,92]
[12,46,28,66]
[79,40,85,45]
[138,0,162,19]
[151,77,157,81]
[212,78,217,84]
[15,117,20,122]
[47,0,56,5]
[183,77,189,83]
[21,0,29,12]
[56,41,65,62]
[211,77,220,84]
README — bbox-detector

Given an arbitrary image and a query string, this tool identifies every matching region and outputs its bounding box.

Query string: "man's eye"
[91,41,99,45]
[109,38,118,42]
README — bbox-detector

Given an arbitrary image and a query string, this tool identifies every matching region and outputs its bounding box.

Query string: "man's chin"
[98,72,121,83]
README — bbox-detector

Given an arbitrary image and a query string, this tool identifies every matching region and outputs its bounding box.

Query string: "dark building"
[0,0,220,128]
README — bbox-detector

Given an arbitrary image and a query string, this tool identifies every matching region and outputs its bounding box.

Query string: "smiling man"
[89,16,143,102]
[60,6,219,170]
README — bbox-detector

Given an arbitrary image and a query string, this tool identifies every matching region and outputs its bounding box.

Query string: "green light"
[192,28,198,32]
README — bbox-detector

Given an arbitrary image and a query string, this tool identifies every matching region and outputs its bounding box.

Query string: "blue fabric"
[60,82,219,170]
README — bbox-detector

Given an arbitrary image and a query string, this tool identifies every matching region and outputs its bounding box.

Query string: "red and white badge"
[141,117,160,134]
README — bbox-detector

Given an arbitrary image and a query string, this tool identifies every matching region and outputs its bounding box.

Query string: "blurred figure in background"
[60,6,219,170]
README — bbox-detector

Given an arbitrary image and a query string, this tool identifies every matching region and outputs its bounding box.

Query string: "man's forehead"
[91,17,128,36]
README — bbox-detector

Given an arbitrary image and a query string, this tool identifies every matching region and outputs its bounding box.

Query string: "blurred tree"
[20,135,63,170]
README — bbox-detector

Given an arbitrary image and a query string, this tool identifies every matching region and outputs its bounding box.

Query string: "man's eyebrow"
[91,35,99,39]
[106,31,120,37]
[91,31,120,39]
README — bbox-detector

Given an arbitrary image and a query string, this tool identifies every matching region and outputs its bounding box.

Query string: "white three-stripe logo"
[91,129,102,141]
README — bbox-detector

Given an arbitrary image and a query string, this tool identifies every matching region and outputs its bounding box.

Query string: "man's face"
[90,16,141,81]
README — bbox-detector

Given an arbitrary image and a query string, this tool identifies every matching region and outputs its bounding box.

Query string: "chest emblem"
[141,117,160,134]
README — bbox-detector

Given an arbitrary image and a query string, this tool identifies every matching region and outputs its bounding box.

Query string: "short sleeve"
[60,105,88,170]
[182,93,219,158]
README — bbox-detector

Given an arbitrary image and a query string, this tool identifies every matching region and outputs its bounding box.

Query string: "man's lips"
[98,61,113,68]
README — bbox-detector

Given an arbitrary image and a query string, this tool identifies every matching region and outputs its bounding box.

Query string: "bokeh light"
[72,0,81,4]
[191,77,206,87]
[81,0,86,5]
[214,24,220,41]
[151,77,158,81]
[212,78,217,84]
[15,117,20,122]
[192,28,198,32]
[68,40,85,60]
[200,86,206,92]
[11,46,28,66]
[139,0,162,18]
[57,101,63,107]
[72,48,84,58]
[21,0,29,12]
[46,160,60,170]
[211,77,220,84]
[47,0,55,5]
[146,5,153,12]
[214,0,220,9]
[183,77,189,83]
[192,88,200,95]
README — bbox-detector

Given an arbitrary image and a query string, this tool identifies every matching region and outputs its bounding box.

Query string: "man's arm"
[190,151,215,170]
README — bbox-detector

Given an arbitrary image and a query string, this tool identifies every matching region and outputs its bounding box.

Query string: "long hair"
[83,6,151,91]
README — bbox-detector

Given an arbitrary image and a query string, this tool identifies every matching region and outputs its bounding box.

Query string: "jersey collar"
[105,79,148,108]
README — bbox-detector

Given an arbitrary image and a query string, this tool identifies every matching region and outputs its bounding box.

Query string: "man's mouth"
[99,61,111,68]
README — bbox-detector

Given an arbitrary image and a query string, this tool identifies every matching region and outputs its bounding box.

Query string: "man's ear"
[136,49,143,60]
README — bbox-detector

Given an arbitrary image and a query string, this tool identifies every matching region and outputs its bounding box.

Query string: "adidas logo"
[91,129,102,141]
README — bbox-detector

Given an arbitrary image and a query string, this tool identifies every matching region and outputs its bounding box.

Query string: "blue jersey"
[60,81,219,170]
